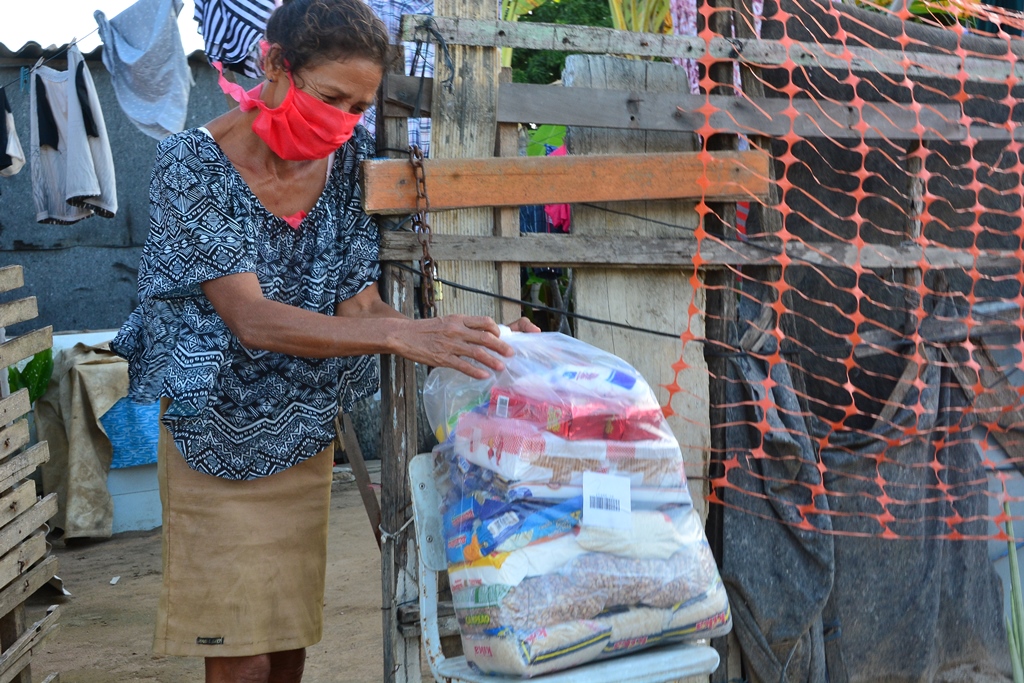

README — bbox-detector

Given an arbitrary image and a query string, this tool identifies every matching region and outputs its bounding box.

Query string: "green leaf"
[19,349,53,404]
[526,125,567,156]
[7,366,24,395]
[503,0,552,21]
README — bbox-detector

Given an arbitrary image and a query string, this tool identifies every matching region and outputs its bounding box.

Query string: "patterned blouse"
[111,127,381,480]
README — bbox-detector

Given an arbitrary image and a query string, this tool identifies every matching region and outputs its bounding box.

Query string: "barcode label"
[582,471,631,529]
[495,395,510,418]
[486,511,520,538]
[589,495,620,511]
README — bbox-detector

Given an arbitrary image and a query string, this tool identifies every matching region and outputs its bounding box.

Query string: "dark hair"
[265,0,390,75]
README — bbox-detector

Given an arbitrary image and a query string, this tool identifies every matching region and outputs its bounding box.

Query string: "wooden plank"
[0,445,48,502]
[376,49,423,683]
[401,15,1024,83]
[0,606,59,683]
[0,556,57,626]
[379,264,421,683]
[495,68,521,326]
[0,329,52,373]
[0,495,56,562]
[0,424,29,465]
[362,150,770,214]
[564,55,709,519]
[429,0,502,321]
[337,413,381,550]
[0,393,29,430]
[0,271,21,298]
[386,75,975,142]
[0,485,36,539]
[0,605,28,683]
[0,534,46,594]
[379,232,1024,271]
[0,301,37,332]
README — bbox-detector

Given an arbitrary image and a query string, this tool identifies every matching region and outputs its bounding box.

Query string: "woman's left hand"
[507,317,542,333]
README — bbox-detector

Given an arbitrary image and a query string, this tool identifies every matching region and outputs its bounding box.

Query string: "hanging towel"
[0,87,25,177]
[193,0,275,78]
[30,45,118,224]
[95,0,192,140]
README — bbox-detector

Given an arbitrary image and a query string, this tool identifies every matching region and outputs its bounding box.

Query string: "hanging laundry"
[30,45,117,224]
[194,0,275,78]
[0,87,25,177]
[543,145,570,234]
[95,0,192,140]
[362,0,433,155]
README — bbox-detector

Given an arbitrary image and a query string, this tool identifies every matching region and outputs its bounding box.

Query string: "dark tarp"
[721,302,1010,683]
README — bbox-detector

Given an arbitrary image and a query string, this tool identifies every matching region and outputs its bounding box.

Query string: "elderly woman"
[111,1,537,681]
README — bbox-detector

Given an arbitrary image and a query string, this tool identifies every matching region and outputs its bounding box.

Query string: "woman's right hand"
[387,315,513,379]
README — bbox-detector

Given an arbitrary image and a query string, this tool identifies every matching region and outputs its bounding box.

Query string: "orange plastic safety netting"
[664,0,1024,540]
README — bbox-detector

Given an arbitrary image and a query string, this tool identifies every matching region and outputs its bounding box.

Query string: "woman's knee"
[268,648,306,683]
[205,653,272,683]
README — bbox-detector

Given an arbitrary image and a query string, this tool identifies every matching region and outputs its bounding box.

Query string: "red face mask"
[215,63,362,161]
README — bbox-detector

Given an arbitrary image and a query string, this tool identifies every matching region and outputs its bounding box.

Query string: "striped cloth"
[361,0,433,155]
[194,0,275,77]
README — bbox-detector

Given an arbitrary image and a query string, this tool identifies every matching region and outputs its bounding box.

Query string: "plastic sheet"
[426,330,730,677]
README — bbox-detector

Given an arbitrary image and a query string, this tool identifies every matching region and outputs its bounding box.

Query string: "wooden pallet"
[0,266,59,683]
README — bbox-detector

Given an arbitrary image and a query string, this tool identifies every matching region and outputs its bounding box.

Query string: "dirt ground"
[24,481,416,683]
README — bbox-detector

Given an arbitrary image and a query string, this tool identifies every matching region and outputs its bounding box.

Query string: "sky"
[2,0,205,53]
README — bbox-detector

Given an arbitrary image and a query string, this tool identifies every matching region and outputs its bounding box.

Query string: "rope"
[0,27,101,92]
[378,516,415,545]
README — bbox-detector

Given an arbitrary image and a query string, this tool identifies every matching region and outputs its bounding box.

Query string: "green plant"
[501,0,553,67]
[1006,501,1024,682]
[511,0,613,84]
[607,0,671,33]
[7,349,53,404]
[526,124,567,156]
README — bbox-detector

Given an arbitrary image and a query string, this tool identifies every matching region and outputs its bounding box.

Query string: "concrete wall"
[0,56,235,338]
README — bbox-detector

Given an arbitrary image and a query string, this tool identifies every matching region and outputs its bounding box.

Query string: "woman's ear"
[262,43,287,83]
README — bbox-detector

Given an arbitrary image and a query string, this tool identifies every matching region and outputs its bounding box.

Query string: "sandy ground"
[24,480,413,683]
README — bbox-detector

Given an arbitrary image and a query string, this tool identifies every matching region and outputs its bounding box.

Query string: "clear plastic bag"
[426,331,731,677]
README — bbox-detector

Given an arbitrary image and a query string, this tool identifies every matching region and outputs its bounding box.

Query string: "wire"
[0,27,101,92]
[388,261,684,340]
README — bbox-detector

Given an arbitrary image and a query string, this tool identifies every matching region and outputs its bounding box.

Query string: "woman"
[112,1,537,681]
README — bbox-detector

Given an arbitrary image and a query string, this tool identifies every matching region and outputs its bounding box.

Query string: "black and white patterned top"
[111,126,381,480]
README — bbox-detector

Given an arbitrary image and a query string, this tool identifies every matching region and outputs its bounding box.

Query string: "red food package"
[488,387,664,441]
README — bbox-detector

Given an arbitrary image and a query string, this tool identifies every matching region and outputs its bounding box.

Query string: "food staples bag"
[424,330,731,677]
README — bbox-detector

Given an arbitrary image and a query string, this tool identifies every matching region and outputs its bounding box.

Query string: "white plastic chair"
[409,453,721,683]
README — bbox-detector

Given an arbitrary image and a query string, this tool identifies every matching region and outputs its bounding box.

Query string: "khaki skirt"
[154,402,334,657]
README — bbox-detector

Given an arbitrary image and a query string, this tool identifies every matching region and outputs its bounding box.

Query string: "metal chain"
[409,144,441,317]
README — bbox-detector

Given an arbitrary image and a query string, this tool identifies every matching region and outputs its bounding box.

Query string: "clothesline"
[0,26,101,93]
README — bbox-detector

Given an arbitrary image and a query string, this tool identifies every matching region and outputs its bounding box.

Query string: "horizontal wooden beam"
[0,556,57,640]
[380,232,1024,271]
[0,446,49,503]
[385,75,1013,142]
[0,328,51,372]
[0,269,22,297]
[401,15,1024,84]
[0,533,47,596]
[0,422,29,464]
[0,486,40,539]
[361,150,769,214]
[0,393,30,430]
[0,299,37,330]
[0,495,56,563]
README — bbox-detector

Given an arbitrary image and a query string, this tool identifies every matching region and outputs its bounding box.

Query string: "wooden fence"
[0,266,60,683]
[364,2,1024,681]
